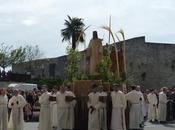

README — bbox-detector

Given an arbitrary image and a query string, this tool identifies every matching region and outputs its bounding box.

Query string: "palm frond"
[115,33,121,42]
[118,29,125,40]
[61,16,86,49]
[101,26,116,43]
[101,26,121,77]
[77,25,90,43]
[76,25,90,49]
[67,15,72,21]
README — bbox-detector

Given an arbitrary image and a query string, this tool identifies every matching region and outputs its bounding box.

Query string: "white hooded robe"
[111,91,126,130]
[97,91,107,130]
[147,93,158,121]
[38,92,51,130]
[0,95,8,130]
[50,93,58,128]
[87,92,100,130]
[158,91,168,121]
[56,91,76,130]
[8,94,27,130]
[126,90,142,129]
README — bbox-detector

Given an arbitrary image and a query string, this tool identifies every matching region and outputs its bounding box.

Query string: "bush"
[64,47,80,83]
[31,77,63,90]
[96,54,112,81]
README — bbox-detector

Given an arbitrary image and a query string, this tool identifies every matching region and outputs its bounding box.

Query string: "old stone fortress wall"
[12,36,175,89]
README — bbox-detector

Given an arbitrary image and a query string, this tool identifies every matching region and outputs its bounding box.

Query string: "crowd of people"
[0,70,31,82]
[0,84,175,130]
[0,87,41,130]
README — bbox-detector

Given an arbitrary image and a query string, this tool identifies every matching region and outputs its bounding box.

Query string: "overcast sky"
[0,0,175,58]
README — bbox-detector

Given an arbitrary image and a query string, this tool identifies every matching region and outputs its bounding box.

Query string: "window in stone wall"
[49,63,56,77]
[164,44,167,50]
[165,62,169,67]
[141,62,144,66]
[138,65,141,69]
[129,62,133,67]
[141,72,146,81]
[171,65,174,72]
[171,60,175,72]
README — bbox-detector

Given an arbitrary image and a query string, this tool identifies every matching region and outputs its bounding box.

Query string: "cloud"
[0,0,58,27]
[21,17,39,26]
[0,0,175,58]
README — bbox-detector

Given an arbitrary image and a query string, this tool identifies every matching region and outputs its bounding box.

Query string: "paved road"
[144,122,175,130]
[24,122,175,130]
[24,122,38,130]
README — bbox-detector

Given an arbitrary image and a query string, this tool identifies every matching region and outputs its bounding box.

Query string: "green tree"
[61,15,85,50]
[0,43,26,70]
[0,43,43,71]
[64,47,80,83]
[10,47,26,64]
[96,48,113,82]
[0,43,11,70]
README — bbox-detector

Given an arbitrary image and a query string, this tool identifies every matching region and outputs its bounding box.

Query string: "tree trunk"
[2,66,5,72]
[72,32,76,50]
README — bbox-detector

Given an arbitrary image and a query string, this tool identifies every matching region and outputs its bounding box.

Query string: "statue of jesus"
[87,31,103,75]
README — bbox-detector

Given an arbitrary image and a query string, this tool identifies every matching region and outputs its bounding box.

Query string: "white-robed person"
[158,87,168,123]
[50,87,58,130]
[111,84,126,130]
[65,85,76,130]
[8,89,27,130]
[87,84,100,130]
[136,85,145,127]
[57,85,76,130]
[0,88,8,130]
[38,85,51,130]
[147,89,158,122]
[126,85,142,130]
[97,85,107,130]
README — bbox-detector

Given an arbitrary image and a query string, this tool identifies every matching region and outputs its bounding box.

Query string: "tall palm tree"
[61,15,85,50]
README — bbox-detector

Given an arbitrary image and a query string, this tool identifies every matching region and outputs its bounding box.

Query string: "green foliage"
[0,43,43,70]
[77,71,89,80]
[31,77,63,89]
[61,15,86,49]
[0,43,26,70]
[0,43,12,69]
[96,49,122,84]
[108,72,122,84]
[10,47,26,64]
[64,47,80,83]
[96,55,112,81]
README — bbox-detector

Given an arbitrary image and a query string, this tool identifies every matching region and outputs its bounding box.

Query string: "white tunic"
[158,92,168,121]
[8,94,27,130]
[38,92,51,130]
[111,91,126,130]
[147,93,158,121]
[126,90,141,129]
[56,91,76,130]
[0,95,8,130]
[50,93,58,128]
[138,91,145,122]
[66,91,76,129]
[97,91,107,130]
[87,92,100,130]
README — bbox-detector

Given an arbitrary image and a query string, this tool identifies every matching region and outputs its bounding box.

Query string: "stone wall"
[12,51,87,79]
[125,36,175,88]
[12,36,175,88]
